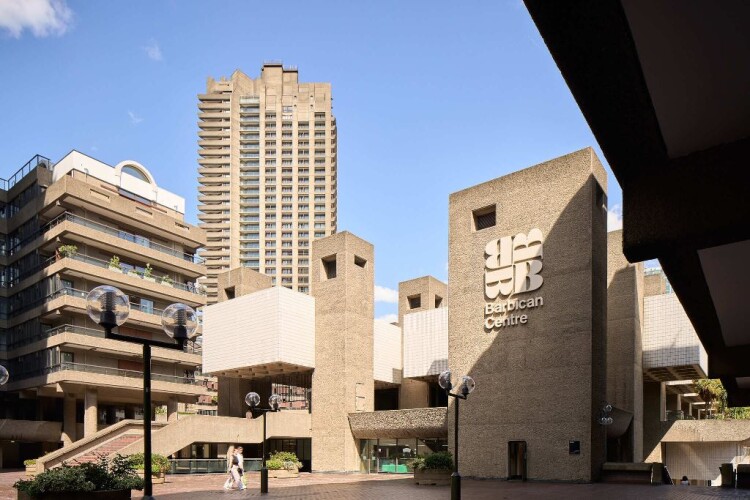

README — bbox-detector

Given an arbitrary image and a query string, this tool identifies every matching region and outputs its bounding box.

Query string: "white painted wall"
[403,307,448,378]
[373,319,401,384]
[52,150,185,214]
[202,287,315,374]
[643,294,708,373]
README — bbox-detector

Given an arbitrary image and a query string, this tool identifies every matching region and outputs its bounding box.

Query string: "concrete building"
[199,149,746,484]
[197,63,338,303]
[0,151,213,468]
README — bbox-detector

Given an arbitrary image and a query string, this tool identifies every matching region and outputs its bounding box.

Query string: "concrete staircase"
[74,433,143,464]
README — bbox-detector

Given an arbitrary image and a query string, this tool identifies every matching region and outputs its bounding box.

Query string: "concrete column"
[62,392,77,446]
[167,398,179,422]
[84,389,98,437]
[675,394,682,412]
[311,232,374,472]
[659,383,666,421]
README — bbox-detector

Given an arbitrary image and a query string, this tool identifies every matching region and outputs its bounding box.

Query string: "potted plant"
[154,405,167,422]
[14,454,143,499]
[108,256,121,273]
[160,275,173,287]
[266,451,302,479]
[126,267,140,278]
[127,453,170,484]
[143,264,155,282]
[23,459,36,477]
[413,451,453,486]
[57,245,78,259]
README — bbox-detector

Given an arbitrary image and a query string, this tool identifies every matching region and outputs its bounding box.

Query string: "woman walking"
[223,447,239,490]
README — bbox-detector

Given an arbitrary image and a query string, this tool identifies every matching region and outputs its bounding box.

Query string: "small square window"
[408,294,421,309]
[322,255,336,280]
[473,205,496,231]
[354,255,367,268]
[435,295,443,308]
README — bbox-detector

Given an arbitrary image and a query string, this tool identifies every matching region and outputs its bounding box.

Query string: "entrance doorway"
[508,441,527,480]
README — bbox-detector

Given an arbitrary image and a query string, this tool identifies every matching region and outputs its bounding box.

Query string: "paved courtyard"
[3,470,750,499]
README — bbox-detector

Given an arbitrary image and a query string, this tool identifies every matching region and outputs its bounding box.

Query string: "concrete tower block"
[448,148,607,481]
[311,231,374,472]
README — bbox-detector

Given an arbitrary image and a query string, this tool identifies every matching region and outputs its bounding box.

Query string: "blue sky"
[0,0,624,321]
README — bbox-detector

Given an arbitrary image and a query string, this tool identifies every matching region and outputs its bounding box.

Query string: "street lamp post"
[86,286,197,500]
[0,364,8,386]
[438,369,476,500]
[598,403,613,463]
[245,392,280,494]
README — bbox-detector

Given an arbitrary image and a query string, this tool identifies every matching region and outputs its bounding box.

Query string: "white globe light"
[603,404,613,413]
[0,365,8,386]
[459,375,476,395]
[86,286,130,328]
[161,303,198,341]
[245,392,260,408]
[269,394,281,410]
[438,370,452,391]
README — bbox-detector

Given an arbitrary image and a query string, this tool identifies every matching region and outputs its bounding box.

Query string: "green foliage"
[23,459,36,467]
[14,455,143,496]
[268,451,302,470]
[108,255,121,270]
[57,245,78,257]
[410,457,426,471]
[266,458,284,470]
[693,379,750,420]
[726,407,750,419]
[161,275,173,285]
[144,263,153,278]
[423,451,453,471]
[127,453,170,474]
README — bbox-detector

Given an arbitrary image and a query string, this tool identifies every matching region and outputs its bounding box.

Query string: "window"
[472,205,496,231]
[354,256,367,268]
[322,255,336,280]
[435,295,443,308]
[408,294,421,309]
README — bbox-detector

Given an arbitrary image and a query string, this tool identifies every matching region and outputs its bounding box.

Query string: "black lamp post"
[598,403,613,463]
[86,285,197,500]
[439,369,476,500]
[245,391,280,494]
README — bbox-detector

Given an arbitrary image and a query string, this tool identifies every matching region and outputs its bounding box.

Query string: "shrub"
[423,451,453,471]
[108,255,121,270]
[23,459,36,467]
[14,455,143,496]
[266,458,284,470]
[127,453,170,474]
[268,451,302,470]
[57,245,78,258]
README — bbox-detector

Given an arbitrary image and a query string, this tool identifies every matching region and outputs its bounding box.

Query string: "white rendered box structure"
[403,307,448,378]
[202,287,315,376]
[643,293,708,378]
[373,319,402,384]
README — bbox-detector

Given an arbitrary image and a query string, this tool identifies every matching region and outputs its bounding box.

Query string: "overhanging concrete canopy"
[348,408,447,439]
[525,0,750,404]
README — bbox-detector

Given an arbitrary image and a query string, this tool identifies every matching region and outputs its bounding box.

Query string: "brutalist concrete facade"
[310,232,375,472]
[447,148,608,481]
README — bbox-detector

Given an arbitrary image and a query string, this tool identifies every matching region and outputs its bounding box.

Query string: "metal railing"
[0,155,52,191]
[168,458,262,475]
[60,253,205,295]
[44,361,210,385]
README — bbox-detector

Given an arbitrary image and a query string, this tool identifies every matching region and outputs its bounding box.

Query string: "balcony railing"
[168,459,261,475]
[61,253,205,295]
[6,212,204,264]
[49,362,211,386]
[0,154,52,192]
[5,323,202,354]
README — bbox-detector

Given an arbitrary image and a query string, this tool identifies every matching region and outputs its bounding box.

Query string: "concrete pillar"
[675,394,681,412]
[62,392,77,446]
[311,232,374,472]
[84,389,98,437]
[659,383,666,421]
[167,398,179,422]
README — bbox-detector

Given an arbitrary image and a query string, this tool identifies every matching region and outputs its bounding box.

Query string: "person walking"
[235,446,246,490]
[223,447,238,490]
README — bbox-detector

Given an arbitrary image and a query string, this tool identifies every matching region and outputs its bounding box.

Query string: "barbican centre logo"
[483,228,544,331]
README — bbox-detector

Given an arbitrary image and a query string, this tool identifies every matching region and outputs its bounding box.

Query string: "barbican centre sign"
[484,228,544,331]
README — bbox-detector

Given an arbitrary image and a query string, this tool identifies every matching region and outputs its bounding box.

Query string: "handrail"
[48,361,211,386]
[0,154,52,192]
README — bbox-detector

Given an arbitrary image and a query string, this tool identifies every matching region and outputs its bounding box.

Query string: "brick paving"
[3,470,750,499]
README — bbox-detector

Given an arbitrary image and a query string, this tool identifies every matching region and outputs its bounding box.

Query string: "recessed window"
[322,255,337,280]
[225,287,235,300]
[435,295,443,308]
[408,294,421,309]
[354,256,367,268]
[473,205,496,231]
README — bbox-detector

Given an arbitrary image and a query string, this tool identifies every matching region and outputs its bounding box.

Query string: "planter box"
[136,471,166,484]
[268,468,299,479]
[143,276,156,283]
[24,465,36,477]
[17,489,131,500]
[414,469,451,486]
[108,266,122,273]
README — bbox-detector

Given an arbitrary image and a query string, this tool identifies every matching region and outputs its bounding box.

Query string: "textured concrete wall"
[216,267,273,301]
[311,232,374,471]
[349,408,448,439]
[606,230,644,461]
[398,276,447,408]
[448,148,607,481]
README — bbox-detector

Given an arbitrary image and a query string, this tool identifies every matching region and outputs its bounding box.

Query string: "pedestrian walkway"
[2,469,749,499]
